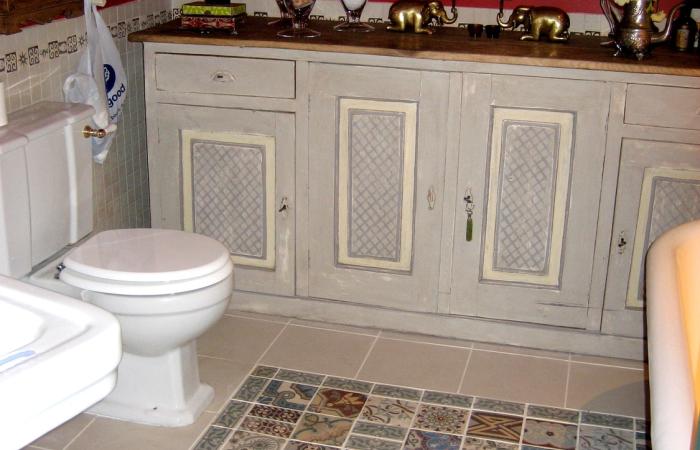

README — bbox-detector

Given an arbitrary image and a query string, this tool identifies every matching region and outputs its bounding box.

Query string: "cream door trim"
[337,98,417,271]
[181,130,276,269]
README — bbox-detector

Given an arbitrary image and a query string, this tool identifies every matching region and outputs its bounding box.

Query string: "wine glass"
[268,0,293,26]
[277,0,321,38]
[334,0,373,32]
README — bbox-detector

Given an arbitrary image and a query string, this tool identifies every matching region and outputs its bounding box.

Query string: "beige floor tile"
[65,412,214,450]
[29,414,95,449]
[379,330,474,349]
[199,356,251,413]
[570,354,646,369]
[225,310,290,324]
[289,318,380,336]
[472,342,570,360]
[260,325,375,377]
[357,338,470,392]
[197,315,285,362]
[460,350,568,407]
[567,362,648,417]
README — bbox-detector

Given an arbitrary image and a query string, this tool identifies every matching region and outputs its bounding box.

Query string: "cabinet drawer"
[625,84,700,131]
[155,53,295,98]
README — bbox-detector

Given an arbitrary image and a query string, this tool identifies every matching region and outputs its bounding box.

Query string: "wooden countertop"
[129,17,700,77]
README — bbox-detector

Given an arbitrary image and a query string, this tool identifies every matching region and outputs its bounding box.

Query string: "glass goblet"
[268,0,293,27]
[277,0,321,38]
[334,0,374,32]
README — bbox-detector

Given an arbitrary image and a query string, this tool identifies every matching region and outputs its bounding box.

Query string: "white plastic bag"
[63,0,127,163]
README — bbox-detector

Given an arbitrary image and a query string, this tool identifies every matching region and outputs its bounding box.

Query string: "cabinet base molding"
[231,291,645,360]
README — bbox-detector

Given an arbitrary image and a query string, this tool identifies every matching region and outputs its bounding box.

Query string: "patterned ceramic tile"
[472,398,525,415]
[285,441,337,450]
[252,366,279,378]
[372,384,422,401]
[578,425,634,450]
[635,431,650,449]
[249,404,302,424]
[214,400,250,428]
[526,406,579,424]
[323,376,374,393]
[234,376,270,401]
[360,396,418,428]
[522,419,577,449]
[346,434,403,450]
[291,413,353,446]
[193,426,233,450]
[462,437,518,450]
[257,380,317,411]
[413,404,469,434]
[634,418,649,433]
[421,391,473,408]
[239,416,295,438]
[309,388,368,418]
[352,421,408,440]
[404,429,462,450]
[581,412,634,430]
[467,412,523,443]
[224,430,286,450]
[277,369,326,385]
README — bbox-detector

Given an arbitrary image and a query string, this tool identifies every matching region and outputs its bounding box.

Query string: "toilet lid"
[60,229,233,295]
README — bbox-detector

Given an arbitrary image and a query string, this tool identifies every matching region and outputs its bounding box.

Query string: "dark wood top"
[129,17,700,77]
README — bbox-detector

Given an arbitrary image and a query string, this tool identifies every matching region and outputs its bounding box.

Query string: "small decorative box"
[181,2,247,17]
[180,14,245,33]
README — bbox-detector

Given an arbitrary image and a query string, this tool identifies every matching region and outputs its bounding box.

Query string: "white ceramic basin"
[0,275,121,450]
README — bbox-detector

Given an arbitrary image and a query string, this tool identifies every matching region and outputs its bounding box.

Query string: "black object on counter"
[672,4,697,51]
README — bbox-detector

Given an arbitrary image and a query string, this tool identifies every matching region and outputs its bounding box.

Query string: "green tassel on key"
[466,214,473,242]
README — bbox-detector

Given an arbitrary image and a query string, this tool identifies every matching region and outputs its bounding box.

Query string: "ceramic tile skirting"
[192,364,649,450]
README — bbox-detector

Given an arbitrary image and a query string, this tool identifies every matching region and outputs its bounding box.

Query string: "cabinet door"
[603,139,700,337]
[451,75,609,328]
[152,104,295,296]
[306,64,450,312]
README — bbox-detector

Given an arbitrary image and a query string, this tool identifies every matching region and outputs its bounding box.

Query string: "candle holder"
[334,0,374,32]
[278,0,321,37]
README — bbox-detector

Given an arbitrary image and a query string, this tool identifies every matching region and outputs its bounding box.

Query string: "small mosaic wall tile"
[346,434,403,450]
[234,376,269,401]
[404,429,462,450]
[214,400,250,428]
[324,376,374,393]
[309,388,369,418]
[239,416,295,438]
[462,437,518,450]
[522,419,577,450]
[249,404,302,424]
[252,365,279,378]
[635,431,650,449]
[372,384,422,401]
[353,421,408,441]
[578,425,634,450]
[224,430,286,450]
[581,412,634,430]
[360,396,418,428]
[421,391,473,408]
[472,398,525,415]
[634,418,649,433]
[193,426,232,450]
[413,404,469,434]
[526,406,579,424]
[467,412,523,443]
[257,380,317,411]
[277,369,326,385]
[285,440,337,450]
[291,413,354,446]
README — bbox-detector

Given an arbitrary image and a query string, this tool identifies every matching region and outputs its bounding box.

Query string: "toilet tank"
[0,102,94,277]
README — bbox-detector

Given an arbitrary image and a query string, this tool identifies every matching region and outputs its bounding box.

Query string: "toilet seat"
[60,229,233,296]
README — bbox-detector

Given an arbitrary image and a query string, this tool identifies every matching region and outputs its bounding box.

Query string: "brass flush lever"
[82,126,107,139]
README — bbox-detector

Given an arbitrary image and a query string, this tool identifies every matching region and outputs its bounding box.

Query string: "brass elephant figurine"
[387,0,457,34]
[496,6,570,41]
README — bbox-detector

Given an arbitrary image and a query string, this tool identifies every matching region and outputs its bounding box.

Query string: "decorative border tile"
[192,426,232,450]
[285,440,337,450]
[372,384,422,401]
[213,400,250,428]
[324,376,374,393]
[421,391,473,408]
[463,436,519,449]
[346,434,403,450]
[473,398,526,415]
[252,365,279,378]
[526,405,580,424]
[353,421,408,441]
[581,412,634,430]
[277,369,326,385]
[234,376,269,401]
[226,430,286,450]
[578,425,635,449]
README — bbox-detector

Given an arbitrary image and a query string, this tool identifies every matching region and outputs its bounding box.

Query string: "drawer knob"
[211,71,236,83]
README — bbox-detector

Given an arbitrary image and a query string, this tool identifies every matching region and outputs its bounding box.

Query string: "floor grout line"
[564,353,572,409]
[284,322,381,338]
[456,347,473,394]
[353,332,380,379]
[378,335,475,351]
[61,415,95,450]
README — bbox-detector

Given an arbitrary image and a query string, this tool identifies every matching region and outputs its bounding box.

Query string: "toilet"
[0,102,234,427]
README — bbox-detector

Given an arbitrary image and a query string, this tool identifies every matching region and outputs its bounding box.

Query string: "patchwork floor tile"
[277,368,326,385]
[372,384,422,401]
[324,376,374,394]
[578,425,635,450]
[249,404,302,424]
[213,400,250,428]
[462,436,518,449]
[353,421,408,441]
[413,404,469,434]
[309,388,369,418]
[526,406,579,424]
[421,391,473,408]
[467,412,523,443]
[360,396,418,427]
[252,366,279,378]
[239,416,295,438]
[224,430,286,450]
[234,376,270,401]
[285,441,337,450]
[472,398,525,415]
[257,380,317,411]
[522,419,576,449]
[581,412,634,430]
[193,426,233,450]
[404,429,462,450]
[291,413,354,446]
[346,434,403,450]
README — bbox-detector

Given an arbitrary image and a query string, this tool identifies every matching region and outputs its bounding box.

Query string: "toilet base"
[89,341,213,427]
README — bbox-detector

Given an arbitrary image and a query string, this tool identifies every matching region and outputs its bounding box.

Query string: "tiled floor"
[26,312,649,450]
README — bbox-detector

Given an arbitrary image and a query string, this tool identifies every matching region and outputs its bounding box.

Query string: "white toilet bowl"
[58,228,234,426]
